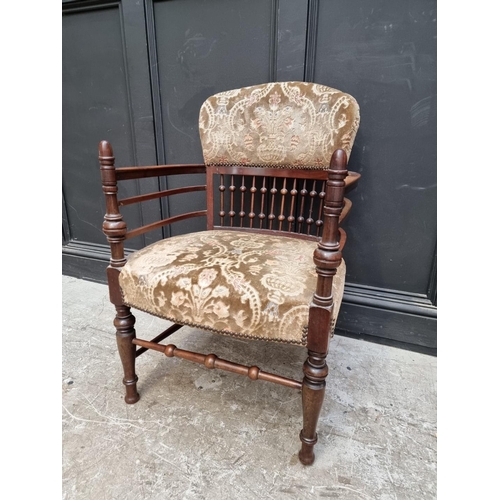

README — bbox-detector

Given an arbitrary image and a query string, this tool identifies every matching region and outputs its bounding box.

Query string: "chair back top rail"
[115,164,206,181]
[111,162,359,189]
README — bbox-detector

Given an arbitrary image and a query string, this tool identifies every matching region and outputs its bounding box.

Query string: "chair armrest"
[339,198,352,225]
[345,171,361,191]
[115,164,206,181]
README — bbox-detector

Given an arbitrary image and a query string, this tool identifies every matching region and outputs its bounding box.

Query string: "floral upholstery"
[119,231,346,345]
[199,81,359,169]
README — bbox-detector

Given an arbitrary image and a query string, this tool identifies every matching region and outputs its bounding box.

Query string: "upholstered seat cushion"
[119,230,345,346]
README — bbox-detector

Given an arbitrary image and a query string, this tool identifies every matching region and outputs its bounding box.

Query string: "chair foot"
[299,350,327,466]
[298,431,317,465]
[124,376,140,404]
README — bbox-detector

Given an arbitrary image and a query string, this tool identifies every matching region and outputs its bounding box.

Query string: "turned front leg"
[298,149,348,465]
[114,305,140,404]
[299,351,328,465]
[99,141,139,405]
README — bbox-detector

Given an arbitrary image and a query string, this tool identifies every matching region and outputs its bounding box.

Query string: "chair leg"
[299,350,328,465]
[114,305,140,404]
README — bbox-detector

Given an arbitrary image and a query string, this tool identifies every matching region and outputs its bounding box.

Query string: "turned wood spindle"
[287,179,298,232]
[229,175,236,226]
[316,181,326,237]
[268,177,277,230]
[130,341,303,390]
[306,181,317,235]
[249,176,257,228]
[219,174,225,225]
[298,179,308,233]
[239,175,246,227]
[259,177,267,229]
[278,178,287,231]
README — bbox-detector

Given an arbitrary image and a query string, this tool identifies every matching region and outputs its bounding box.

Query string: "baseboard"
[63,241,126,284]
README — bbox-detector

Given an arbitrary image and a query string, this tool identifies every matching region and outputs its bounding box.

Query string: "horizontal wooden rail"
[115,164,206,181]
[135,323,184,357]
[119,185,206,207]
[132,339,303,390]
[339,198,352,224]
[211,166,360,185]
[126,210,207,239]
[339,228,347,251]
[212,165,330,180]
[345,171,361,191]
[114,163,358,189]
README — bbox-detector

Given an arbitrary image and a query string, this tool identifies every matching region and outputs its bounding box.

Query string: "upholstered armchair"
[99,81,360,465]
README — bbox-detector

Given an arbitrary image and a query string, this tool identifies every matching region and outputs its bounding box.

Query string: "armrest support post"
[307,148,348,354]
[300,149,349,465]
[99,140,127,270]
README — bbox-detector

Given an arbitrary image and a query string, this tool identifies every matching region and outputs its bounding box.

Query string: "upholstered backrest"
[199,81,359,170]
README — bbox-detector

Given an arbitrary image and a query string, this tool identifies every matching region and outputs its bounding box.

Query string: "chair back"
[199,81,359,169]
[198,82,359,236]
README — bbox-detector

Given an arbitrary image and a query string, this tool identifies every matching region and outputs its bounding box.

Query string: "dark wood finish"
[119,185,206,207]
[99,141,127,275]
[299,350,327,465]
[212,164,329,179]
[132,340,302,390]
[103,157,208,244]
[344,171,360,191]
[340,198,352,224]
[206,165,357,237]
[315,181,326,236]
[125,210,207,240]
[99,140,139,404]
[229,175,236,226]
[135,323,184,357]
[299,149,348,466]
[114,305,140,404]
[102,150,354,245]
[287,178,298,231]
[115,164,206,181]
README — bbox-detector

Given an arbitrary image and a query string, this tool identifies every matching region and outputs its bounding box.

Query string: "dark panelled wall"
[62,0,437,353]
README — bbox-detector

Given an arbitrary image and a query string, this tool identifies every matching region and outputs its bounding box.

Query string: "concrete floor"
[62,275,437,500]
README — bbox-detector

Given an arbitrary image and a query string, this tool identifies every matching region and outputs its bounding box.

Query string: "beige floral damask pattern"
[199,81,360,169]
[119,231,346,345]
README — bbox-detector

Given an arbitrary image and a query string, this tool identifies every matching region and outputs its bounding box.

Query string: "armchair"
[99,81,360,465]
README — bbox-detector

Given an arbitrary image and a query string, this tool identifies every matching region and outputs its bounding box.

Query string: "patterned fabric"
[199,81,359,169]
[119,231,346,345]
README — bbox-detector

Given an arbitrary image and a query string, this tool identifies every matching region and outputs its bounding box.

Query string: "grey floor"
[62,275,437,500]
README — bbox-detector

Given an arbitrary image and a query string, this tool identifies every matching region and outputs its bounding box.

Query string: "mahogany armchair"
[99,81,360,465]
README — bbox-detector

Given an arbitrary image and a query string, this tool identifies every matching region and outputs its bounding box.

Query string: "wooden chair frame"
[99,140,360,465]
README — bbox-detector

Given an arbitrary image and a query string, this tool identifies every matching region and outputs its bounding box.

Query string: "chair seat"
[119,230,346,345]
